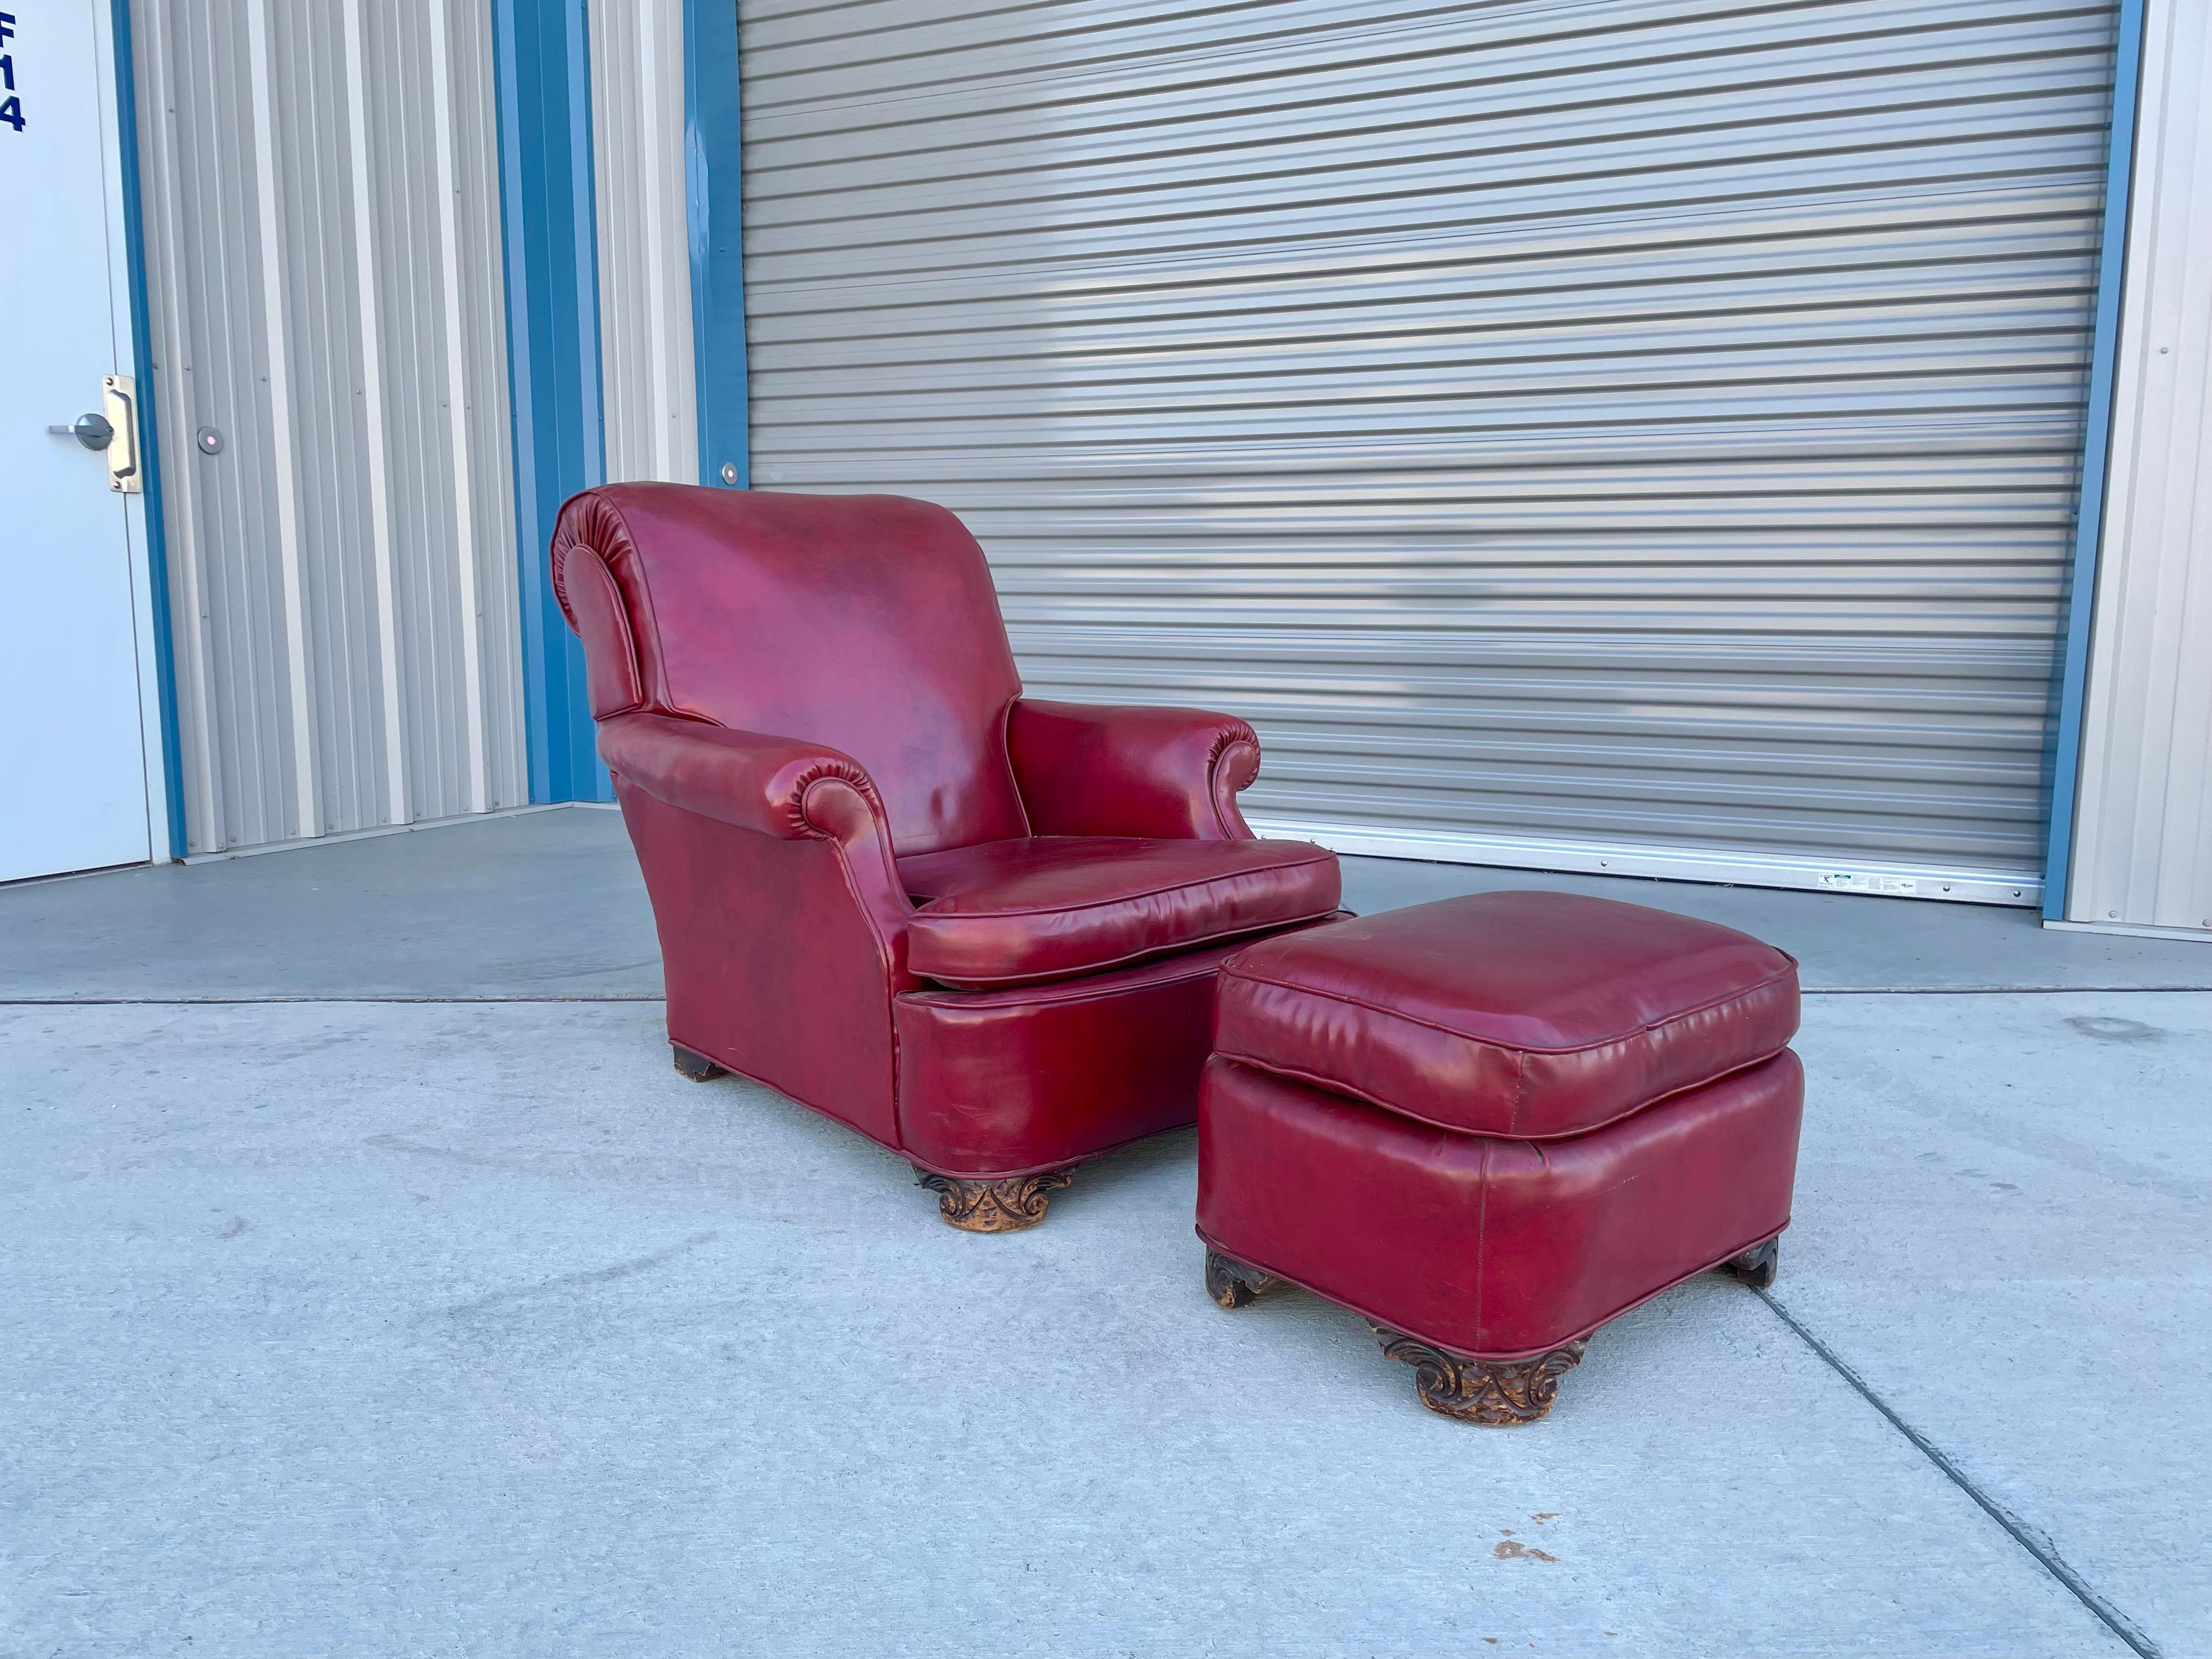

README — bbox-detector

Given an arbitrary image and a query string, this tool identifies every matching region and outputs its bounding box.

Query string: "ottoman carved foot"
[914,1167,1073,1232]
[1204,1249,1274,1308]
[672,1043,727,1082]
[1376,1331,1590,1426]
[1724,1237,1780,1289]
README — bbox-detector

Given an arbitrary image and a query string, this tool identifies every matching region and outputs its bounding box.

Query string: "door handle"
[51,412,114,449]
[102,375,141,493]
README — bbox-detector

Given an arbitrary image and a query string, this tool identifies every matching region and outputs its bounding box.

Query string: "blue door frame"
[110,0,188,857]
[492,0,609,804]
[492,0,748,804]
[687,0,750,494]
[2040,0,2149,920]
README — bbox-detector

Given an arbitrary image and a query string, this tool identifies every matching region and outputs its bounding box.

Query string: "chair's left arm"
[1007,698,1262,840]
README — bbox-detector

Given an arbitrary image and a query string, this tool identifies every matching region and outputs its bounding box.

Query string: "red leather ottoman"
[1195,890,1804,1424]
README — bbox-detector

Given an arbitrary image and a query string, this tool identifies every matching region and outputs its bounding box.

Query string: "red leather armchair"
[551,485,1342,1229]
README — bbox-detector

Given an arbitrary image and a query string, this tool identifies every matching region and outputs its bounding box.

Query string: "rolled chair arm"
[1007,698,1262,840]
[597,712,890,844]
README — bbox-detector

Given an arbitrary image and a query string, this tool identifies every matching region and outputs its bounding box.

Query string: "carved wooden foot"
[1724,1237,1780,1289]
[913,1167,1072,1232]
[1374,1330,1589,1425]
[1204,1249,1274,1309]
[672,1043,727,1082]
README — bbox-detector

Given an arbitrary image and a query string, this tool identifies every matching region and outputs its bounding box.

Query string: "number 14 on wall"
[1,12,24,134]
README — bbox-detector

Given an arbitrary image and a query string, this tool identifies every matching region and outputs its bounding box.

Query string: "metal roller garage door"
[736,0,2120,904]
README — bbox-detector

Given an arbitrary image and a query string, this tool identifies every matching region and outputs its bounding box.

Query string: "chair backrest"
[551,484,1028,855]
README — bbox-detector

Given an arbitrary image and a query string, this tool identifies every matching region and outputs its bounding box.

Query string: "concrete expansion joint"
[1753,1289,2161,1659]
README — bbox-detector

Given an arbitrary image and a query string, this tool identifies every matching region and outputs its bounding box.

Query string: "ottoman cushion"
[1216,891,1799,1141]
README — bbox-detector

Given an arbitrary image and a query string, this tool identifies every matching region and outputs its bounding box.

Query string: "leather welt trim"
[913,851,1338,919]
[913,906,1343,990]
[1216,960,1800,1056]
[1207,1042,1795,1145]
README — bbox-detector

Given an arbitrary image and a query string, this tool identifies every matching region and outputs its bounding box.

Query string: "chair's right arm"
[595,711,918,1146]
[599,713,889,848]
[596,711,914,955]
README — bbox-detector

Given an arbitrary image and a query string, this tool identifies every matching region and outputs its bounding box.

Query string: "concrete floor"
[5,804,2209,1002]
[4,807,2207,1657]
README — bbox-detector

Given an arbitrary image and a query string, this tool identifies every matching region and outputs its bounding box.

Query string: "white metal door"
[0,0,155,881]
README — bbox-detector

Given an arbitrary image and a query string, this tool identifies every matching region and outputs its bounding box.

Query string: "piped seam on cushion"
[913,906,1344,990]
[912,850,1338,918]
[900,960,1222,1010]
[898,910,1350,1008]
[1208,1042,1797,1144]
[1217,959,1799,1056]
[993,692,1035,842]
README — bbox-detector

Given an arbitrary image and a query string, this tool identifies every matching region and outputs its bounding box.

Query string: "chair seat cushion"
[1215,891,1799,1140]
[899,836,1341,989]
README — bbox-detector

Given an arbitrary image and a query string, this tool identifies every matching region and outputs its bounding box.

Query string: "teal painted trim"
[492,0,612,804]
[685,0,749,489]
[2042,0,2148,921]
[109,0,188,859]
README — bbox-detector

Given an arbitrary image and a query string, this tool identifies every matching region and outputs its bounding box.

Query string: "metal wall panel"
[2066,0,2212,938]
[590,0,698,485]
[131,0,525,853]
[738,0,2121,903]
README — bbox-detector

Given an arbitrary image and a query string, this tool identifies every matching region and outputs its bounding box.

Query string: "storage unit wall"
[2061,0,2212,940]
[736,0,2124,904]
[588,0,699,487]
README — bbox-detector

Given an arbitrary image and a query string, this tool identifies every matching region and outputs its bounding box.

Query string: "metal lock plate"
[101,375,141,493]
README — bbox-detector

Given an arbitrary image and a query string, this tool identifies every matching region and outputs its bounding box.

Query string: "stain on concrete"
[441,1231,719,1319]
[2063,1015,2167,1044]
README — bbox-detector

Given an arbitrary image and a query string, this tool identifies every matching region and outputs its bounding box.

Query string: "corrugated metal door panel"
[449,0,528,807]
[591,0,701,487]
[740,0,2120,902]
[131,0,526,854]
[2066,0,2212,938]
